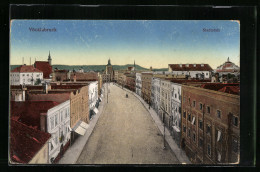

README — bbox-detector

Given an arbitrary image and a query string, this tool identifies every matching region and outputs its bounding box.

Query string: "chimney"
[73,74,76,82]
[40,113,47,132]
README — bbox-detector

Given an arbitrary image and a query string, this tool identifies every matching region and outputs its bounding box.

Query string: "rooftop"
[27,92,70,103]
[200,83,240,95]
[10,119,51,163]
[10,100,60,130]
[11,65,43,73]
[34,61,52,79]
[168,64,213,71]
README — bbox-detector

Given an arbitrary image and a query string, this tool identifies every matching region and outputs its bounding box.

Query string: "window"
[188,128,191,137]
[193,101,196,107]
[183,97,185,103]
[200,103,202,110]
[207,144,211,156]
[193,133,196,142]
[232,139,238,153]
[207,106,211,114]
[232,115,238,126]
[192,116,196,125]
[179,107,181,113]
[217,151,221,162]
[217,110,221,118]
[188,113,191,121]
[207,125,211,134]
[217,130,222,142]
[50,117,54,130]
[199,138,203,148]
[60,111,63,122]
[199,120,203,129]
[50,142,54,150]
[27,74,29,76]
[55,114,58,127]
[183,111,186,118]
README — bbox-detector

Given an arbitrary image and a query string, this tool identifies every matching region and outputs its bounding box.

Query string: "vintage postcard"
[9,20,240,165]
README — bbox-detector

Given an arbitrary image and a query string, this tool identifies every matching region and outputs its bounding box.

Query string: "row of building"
[9,53,106,164]
[113,58,240,164]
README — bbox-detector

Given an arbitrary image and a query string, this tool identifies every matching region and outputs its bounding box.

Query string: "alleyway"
[76,84,179,164]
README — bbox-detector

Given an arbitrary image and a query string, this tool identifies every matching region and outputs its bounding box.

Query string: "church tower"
[48,51,52,66]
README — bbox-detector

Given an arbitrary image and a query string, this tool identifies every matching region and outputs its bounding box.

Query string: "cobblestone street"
[77,84,180,164]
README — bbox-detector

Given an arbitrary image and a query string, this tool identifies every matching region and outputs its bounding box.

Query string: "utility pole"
[107,79,108,103]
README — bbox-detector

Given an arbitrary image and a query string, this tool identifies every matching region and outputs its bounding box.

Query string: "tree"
[35,78,41,85]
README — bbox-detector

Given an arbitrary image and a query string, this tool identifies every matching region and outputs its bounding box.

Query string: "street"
[76,83,180,164]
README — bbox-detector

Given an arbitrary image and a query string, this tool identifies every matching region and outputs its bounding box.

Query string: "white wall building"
[88,81,98,118]
[170,81,182,147]
[168,64,213,79]
[151,77,161,114]
[46,100,70,163]
[10,65,43,85]
[135,73,142,97]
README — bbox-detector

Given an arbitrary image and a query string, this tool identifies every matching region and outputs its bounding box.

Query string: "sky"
[10,20,240,69]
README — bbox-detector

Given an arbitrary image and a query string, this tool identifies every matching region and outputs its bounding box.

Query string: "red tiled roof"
[71,72,98,81]
[11,85,44,90]
[10,119,51,163]
[200,83,240,95]
[169,64,213,71]
[11,65,43,73]
[10,101,60,130]
[34,61,53,79]
[218,86,240,95]
[168,79,211,84]
[51,85,85,90]
[27,93,70,103]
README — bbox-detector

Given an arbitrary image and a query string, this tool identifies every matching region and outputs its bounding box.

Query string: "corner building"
[181,84,240,164]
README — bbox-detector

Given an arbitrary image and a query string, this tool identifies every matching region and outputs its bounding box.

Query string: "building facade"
[159,79,172,129]
[151,77,161,114]
[170,81,182,147]
[10,65,43,85]
[136,73,142,97]
[125,74,136,92]
[168,64,213,79]
[105,58,114,82]
[88,81,99,120]
[141,72,153,104]
[181,84,240,164]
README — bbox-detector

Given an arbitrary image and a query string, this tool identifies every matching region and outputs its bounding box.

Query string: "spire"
[227,57,230,62]
[108,58,111,65]
[134,60,135,67]
[48,51,52,66]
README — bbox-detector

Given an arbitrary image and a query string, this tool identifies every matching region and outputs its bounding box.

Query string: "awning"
[172,126,180,132]
[73,121,88,136]
[75,126,87,136]
[80,121,89,130]
[94,108,99,114]
[68,126,72,132]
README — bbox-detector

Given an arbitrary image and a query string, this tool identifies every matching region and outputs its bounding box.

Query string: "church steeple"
[48,51,52,65]
[227,57,230,62]
[107,58,111,66]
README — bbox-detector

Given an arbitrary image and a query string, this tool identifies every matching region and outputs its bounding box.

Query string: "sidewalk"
[58,87,107,164]
[121,85,191,164]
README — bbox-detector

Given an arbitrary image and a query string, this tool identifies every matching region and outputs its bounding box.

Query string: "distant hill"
[10,64,167,72]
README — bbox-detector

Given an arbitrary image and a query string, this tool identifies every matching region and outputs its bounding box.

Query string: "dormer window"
[186,64,189,67]
[179,64,182,67]
[193,64,196,67]
[201,64,204,67]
